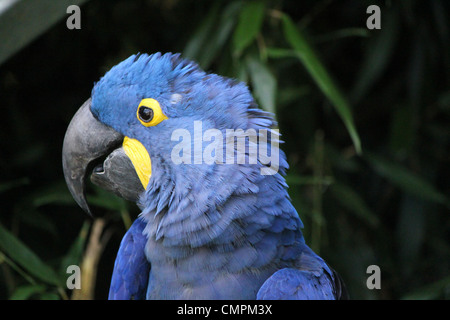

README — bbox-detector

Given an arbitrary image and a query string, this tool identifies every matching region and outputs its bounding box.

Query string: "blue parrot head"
[63,52,286,218]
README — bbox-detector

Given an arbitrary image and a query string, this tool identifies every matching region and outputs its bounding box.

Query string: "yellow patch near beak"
[122,136,151,189]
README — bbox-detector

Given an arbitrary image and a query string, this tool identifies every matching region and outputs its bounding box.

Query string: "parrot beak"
[62,99,144,215]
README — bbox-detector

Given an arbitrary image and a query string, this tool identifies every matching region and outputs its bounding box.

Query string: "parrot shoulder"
[256,244,348,300]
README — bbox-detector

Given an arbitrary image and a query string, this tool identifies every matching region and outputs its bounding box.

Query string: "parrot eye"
[136,98,168,127]
[138,106,154,122]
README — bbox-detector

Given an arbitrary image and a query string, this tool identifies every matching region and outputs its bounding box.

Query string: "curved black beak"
[62,99,144,215]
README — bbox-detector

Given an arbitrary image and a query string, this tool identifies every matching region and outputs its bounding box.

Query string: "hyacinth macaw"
[62,52,347,300]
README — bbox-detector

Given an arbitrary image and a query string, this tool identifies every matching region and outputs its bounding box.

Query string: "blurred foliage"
[0,0,449,300]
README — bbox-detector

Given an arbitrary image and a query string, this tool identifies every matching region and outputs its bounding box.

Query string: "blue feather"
[257,244,338,300]
[108,218,150,300]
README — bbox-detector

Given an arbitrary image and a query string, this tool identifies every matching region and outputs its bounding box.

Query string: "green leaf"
[0,0,90,65]
[87,185,128,212]
[281,14,362,155]
[184,2,241,69]
[365,153,450,207]
[277,85,311,107]
[324,144,361,173]
[246,54,277,114]
[265,47,296,59]
[9,284,46,300]
[389,105,415,155]
[0,177,29,193]
[402,276,450,300]
[313,28,370,44]
[437,90,450,113]
[58,220,90,277]
[0,223,61,286]
[350,8,399,104]
[285,174,334,186]
[39,292,60,300]
[232,0,266,55]
[183,3,220,62]
[19,211,58,237]
[31,184,75,207]
[330,183,380,228]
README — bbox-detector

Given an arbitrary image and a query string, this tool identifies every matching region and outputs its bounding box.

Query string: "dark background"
[0,0,449,300]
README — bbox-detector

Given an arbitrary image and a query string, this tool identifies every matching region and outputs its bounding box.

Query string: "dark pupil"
[139,106,154,122]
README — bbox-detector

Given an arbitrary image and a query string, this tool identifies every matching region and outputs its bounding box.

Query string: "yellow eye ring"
[137,98,168,127]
